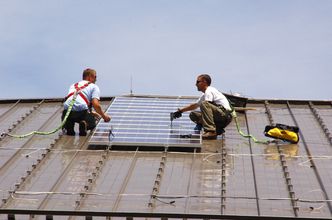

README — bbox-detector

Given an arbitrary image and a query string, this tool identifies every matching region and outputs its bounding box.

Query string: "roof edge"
[0,94,330,106]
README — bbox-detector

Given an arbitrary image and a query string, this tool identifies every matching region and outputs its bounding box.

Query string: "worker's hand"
[103,114,111,122]
[172,109,182,119]
[91,111,101,119]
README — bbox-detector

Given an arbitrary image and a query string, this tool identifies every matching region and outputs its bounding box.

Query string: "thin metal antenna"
[130,74,133,95]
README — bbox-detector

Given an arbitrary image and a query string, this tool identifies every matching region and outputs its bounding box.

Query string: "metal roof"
[0,96,331,220]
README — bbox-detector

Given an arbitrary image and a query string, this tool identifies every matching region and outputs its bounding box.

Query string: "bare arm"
[179,103,199,113]
[91,98,111,122]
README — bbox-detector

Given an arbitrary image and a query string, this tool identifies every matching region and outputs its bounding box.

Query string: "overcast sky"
[1,0,331,100]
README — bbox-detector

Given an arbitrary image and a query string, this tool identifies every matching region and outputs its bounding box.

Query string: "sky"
[0,0,331,100]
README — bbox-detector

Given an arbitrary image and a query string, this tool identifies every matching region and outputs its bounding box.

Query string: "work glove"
[172,109,182,119]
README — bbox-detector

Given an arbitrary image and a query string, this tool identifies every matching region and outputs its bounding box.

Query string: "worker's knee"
[189,111,201,123]
[189,112,197,122]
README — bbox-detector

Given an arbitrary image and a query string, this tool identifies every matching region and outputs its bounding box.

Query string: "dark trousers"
[189,101,232,133]
[61,109,96,132]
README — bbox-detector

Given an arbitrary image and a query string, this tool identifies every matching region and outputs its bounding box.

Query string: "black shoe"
[66,130,75,136]
[79,121,87,136]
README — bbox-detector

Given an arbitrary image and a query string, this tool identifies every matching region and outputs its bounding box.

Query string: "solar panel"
[88,96,202,151]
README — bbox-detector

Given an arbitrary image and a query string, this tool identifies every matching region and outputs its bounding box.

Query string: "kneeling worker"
[172,74,232,139]
[62,68,111,136]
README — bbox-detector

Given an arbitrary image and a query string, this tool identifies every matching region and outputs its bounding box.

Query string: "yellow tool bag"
[264,124,299,144]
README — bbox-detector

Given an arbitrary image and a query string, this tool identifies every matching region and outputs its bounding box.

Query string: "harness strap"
[65,82,90,106]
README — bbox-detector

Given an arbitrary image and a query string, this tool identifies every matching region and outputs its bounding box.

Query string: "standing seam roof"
[0,96,331,220]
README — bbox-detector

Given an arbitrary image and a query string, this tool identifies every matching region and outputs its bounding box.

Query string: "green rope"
[231,109,269,145]
[4,94,77,139]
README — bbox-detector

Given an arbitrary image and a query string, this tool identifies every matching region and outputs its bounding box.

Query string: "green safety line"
[231,109,269,144]
[3,94,77,139]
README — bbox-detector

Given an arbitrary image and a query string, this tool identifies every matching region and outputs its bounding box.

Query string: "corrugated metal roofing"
[0,96,331,220]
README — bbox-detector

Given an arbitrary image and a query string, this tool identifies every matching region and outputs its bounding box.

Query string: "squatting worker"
[172,74,232,139]
[62,68,111,136]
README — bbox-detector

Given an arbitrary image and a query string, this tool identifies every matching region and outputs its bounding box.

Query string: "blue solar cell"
[89,96,202,149]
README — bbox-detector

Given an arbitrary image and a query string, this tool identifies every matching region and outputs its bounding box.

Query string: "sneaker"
[79,121,87,136]
[202,131,217,140]
[194,124,203,131]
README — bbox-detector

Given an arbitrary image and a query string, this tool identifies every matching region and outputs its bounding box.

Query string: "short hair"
[82,68,96,79]
[198,74,211,86]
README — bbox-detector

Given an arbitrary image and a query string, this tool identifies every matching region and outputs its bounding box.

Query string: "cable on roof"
[0,90,80,138]
[152,195,175,206]
[10,191,332,204]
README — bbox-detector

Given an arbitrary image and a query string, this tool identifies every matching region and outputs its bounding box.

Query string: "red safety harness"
[65,82,91,106]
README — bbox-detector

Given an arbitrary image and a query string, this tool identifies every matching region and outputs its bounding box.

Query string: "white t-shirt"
[197,86,231,111]
[64,80,100,111]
